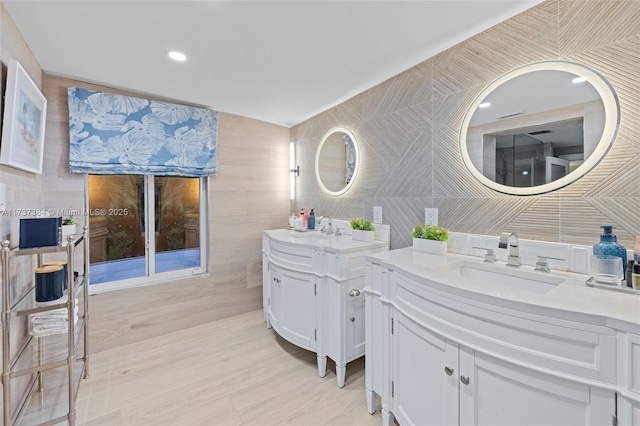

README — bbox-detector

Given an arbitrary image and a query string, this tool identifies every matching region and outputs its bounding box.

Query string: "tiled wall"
[42,75,290,352]
[292,0,640,251]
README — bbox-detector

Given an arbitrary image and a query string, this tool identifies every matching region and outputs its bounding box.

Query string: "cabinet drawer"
[392,272,616,383]
[268,240,315,272]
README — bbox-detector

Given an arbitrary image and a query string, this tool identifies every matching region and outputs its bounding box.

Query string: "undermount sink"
[289,232,331,239]
[287,232,334,245]
[434,260,565,294]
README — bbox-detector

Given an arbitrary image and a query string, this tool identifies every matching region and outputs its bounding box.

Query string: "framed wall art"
[0,59,47,174]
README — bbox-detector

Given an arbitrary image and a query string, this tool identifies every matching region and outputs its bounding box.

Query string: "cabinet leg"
[382,409,394,426]
[336,363,346,388]
[265,312,272,329]
[317,356,327,377]
[366,388,376,414]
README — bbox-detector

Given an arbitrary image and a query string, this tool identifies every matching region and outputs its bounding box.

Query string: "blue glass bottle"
[593,225,627,281]
[308,209,315,230]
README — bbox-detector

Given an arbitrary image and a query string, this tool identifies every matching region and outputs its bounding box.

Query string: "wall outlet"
[425,208,438,226]
[373,206,383,224]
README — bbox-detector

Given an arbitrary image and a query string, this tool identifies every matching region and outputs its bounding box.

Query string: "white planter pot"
[413,238,447,255]
[61,224,76,237]
[352,229,375,242]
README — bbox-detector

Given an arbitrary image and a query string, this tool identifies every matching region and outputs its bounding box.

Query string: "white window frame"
[87,174,209,295]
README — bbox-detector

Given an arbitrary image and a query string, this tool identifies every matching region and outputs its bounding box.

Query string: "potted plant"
[61,211,78,237]
[350,218,375,242]
[412,224,449,255]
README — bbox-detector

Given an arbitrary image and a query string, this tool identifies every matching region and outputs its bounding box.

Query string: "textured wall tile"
[585,197,640,244]
[505,194,560,242]
[363,59,432,121]
[559,196,630,246]
[361,102,432,198]
[433,1,558,98]
[434,198,536,236]
[559,0,640,58]
[364,197,433,249]
[294,95,363,141]
[432,90,502,199]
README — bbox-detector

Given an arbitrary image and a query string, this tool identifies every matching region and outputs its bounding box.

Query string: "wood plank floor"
[73,309,383,425]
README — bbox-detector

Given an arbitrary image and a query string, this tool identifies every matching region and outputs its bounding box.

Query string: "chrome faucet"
[534,255,566,272]
[499,232,521,267]
[318,216,333,235]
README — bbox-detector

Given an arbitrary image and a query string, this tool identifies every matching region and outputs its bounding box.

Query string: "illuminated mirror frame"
[315,127,360,196]
[460,61,620,196]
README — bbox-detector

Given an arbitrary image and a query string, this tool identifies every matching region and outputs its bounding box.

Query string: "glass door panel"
[88,175,146,284]
[153,176,201,274]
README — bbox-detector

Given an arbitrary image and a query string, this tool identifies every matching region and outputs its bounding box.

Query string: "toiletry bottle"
[627,260,635,287]
[593,225,627,281]
[288,213,295,228]
[308,209,315,230]
[633,263,640,290]
[304,208,309,229]
[634,236,640,262]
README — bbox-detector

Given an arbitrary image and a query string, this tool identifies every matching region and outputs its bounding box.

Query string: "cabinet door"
[459,350,614,426]
[279,267,316,350]
[269,265,283,331]
[392,310,458,426]
[346,296,365,361]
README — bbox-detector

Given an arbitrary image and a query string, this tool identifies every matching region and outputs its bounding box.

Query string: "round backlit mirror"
[460,61,620,195]
[315,127,359,196]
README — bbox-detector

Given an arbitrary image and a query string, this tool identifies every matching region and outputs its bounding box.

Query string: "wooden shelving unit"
[1,226,90,425]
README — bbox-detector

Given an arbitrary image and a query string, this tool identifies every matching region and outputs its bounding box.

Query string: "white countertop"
[264,228,389,254]
[366,247,640,334]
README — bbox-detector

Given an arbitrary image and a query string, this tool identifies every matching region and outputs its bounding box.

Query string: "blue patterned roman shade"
[67,88,218,177]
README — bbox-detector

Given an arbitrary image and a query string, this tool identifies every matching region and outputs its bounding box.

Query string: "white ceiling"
[4,0,543,128]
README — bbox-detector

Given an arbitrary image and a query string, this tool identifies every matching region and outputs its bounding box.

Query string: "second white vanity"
[263,227,389,387]
[365,247,640,426]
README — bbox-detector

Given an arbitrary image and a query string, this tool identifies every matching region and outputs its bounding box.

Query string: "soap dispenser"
[308,209,315,230]
[593,225,627,281]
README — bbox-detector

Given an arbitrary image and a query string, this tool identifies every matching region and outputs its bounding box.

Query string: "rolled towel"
[31,324,68,337]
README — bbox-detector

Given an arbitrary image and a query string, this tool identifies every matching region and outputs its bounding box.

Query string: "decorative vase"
[413,238,447,255]
[61,224,76,237]
[352,229,375,242]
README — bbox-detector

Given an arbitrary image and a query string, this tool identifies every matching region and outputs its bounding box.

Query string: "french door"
[87,174,208,293]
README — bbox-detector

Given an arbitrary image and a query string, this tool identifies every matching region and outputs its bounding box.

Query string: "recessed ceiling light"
[478,102,491,108]
[572,76,588,83]
[167,51,187,62]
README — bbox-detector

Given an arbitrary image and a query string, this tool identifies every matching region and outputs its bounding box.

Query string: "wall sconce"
[290,142,299,200]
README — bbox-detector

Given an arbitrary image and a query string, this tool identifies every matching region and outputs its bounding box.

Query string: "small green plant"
[412,224,449,241]
[62,209,78,226]
[350,218,375,231]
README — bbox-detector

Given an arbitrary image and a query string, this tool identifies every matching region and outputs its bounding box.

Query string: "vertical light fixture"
[290,142,299,200]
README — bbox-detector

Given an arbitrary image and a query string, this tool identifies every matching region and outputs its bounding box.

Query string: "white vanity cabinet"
[393,308,613,426]
[365,248,624,426]
[263,229,389,387]
[268,263,317,351]
[617,332,640,424]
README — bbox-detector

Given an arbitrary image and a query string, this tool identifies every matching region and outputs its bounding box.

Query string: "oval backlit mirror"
[315,127,359,196]
[460,61,620,195]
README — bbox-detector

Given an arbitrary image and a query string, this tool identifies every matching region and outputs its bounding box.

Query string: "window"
[87,174,208,292]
